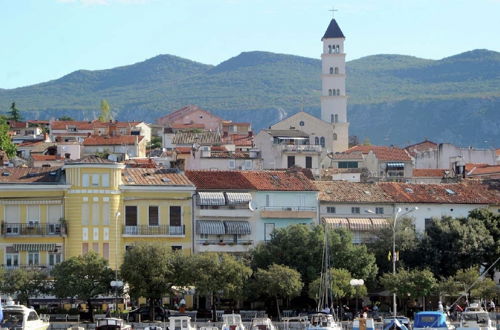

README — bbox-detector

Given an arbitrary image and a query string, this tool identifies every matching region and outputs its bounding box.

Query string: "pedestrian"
[488,300,495,312]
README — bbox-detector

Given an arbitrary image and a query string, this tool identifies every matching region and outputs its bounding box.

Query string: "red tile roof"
[467,165,500,177]
[125,158,157,168]
[412,169,447,177]
[30,155,64,161]
[0,167,62,184]
[242,170,317,191]
[156,105,222,125]
[185,171,255,190]
[405,140,438,156]
[51,121,94,130]
[8,121,28,129]
[346,145,411,161]
[222,134,254,146]
[379,181,500,204]
[315,181,393,203]
[175,147,192,154]
[465,163,489,172]
[169,123,206,129]
[122,168,193,186]
[83,135,144,146]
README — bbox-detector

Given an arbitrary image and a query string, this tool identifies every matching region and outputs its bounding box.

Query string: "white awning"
[13,243,57,252]
[386,162,405,168]
[348,218,373,231]
[225,192,252,205]
[197,192,225,206]
[224,221,251,235]
[196,220,225,235]
[322,217,349,229]
[0,199,63,205]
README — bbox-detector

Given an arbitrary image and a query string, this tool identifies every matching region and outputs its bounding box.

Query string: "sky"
[1,0,500,89]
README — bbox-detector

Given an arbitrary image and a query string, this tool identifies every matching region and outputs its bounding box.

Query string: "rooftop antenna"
[329,6,338,18]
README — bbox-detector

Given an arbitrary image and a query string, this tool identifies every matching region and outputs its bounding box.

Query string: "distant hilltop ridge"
[1,49,499,148]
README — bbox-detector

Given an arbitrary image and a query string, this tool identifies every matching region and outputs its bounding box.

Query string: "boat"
[95,317,132,330]
[169,315,196,330]
[250,317,276,330]
[413,311,454,330]
[353,318,375,330]
[383,316,410,330]
[0,299,50,330]
[221,314,245,330]
[456,303,495,330]
[306,229,342,330]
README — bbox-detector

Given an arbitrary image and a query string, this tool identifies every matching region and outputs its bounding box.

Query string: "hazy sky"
[2,0,500,89]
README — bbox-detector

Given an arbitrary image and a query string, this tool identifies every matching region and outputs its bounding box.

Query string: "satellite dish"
[248,200,256,212]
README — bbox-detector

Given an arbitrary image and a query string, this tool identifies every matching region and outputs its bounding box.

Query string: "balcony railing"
[197,240,253,246]
[278,144,323,153]
[122,225,185,236]
[1,222,67,237]
[1,264,58,272]
[261,206,317,212]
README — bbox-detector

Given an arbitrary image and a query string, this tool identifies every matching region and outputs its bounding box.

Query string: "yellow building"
[0,155,195,272]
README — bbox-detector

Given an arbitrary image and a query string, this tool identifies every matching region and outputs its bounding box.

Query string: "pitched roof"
[156,105,222,125]
[0,167,63,184]
[83,135,144,146]
[185,171,255,190]
[50,121,94,130]
[315,181,393,203]
[412,169,447,177]
[124,158,157,168]
[243,170,317,191]
[8,121,28,129]
[329,152,364,160]
[322,19,345,39]
[121,168,193,186]
[172,131,221,145]
[346,145,411,161]
[405,139,438,157]
[379,181,500,204]
[467,165,500,177]
[222,134,254,146]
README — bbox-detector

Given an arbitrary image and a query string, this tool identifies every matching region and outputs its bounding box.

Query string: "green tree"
[121,243,189,321]
[191,253,252,321]
[471,277,499,301]
[309,268,358,304]
[98,99,112,122]
[58,115,75,121]
[148,136,162,150]
[0,268,49,305]
[8,102,22,122]
[467,209,500,276]
[0,116,17,157]
[52,252,114,321]
[254,264,303,319]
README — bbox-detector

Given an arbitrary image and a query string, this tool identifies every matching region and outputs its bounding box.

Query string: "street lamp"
[391,207,417,317]
[350,279,364,316]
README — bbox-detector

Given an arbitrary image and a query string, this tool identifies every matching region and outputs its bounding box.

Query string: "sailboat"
[306,229,342,330]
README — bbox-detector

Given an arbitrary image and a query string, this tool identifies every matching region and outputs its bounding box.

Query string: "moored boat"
[0,299,50,330]
[455,303,495,330]
[413,311,454,330]
[169,315,196,330]
[353,318,375,330]
[95,317,131,330]
[250,317,276,330]
[221,314,245,330]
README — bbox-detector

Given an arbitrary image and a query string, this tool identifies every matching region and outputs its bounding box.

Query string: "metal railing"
[279,144,323,152]
[1,222,67,236]
[197,240,253,246]
[122,225,185,236]
[261,206,317,212]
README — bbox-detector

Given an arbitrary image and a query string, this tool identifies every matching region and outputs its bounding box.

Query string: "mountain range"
[1,49,499,147]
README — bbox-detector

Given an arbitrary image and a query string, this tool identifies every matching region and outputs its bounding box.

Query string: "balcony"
[0,264,57,273]
[197,240,253,253]
[260,206,316,219]
[278,144,322,153]
[1,222,67,237]
[199,206,253,218]
[122,225,185,237]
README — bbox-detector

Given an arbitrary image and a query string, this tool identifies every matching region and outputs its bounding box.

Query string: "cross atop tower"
[329,6,338,18]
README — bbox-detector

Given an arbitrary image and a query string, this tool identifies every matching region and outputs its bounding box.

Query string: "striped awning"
[386,162,405,168]
[196,220,225,235]
[0,199,62,205]
[322,217,349,229]
[197,192,226,206]
[225,192,252,205]
[224,221,251,235]
[371,218,389,229]
[348,218,373,231]
[13,243,57,252]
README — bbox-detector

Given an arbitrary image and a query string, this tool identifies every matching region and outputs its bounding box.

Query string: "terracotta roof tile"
[83,135,144,146]
[156,105,222,125]
[243,170,317,191]
[412,169,447,177]
[50,121,94,130]
[65,155,115,164]
[8,121,28,129]
[185,171,255,190]
[315,181,393,203]
[122,168,193,186]
[175,147,192,154]
[346,145,411,161]
[0,167,62,184]
[405,140,438,156]
[125,158,157,168]
[467,165,500,177]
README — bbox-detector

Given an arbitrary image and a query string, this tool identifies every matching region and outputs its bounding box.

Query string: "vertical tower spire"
[320,16,349,152]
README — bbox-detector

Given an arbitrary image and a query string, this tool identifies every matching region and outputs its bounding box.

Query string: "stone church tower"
[321,18,349,152]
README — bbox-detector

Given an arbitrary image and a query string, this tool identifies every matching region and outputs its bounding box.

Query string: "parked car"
[127,306,168,322]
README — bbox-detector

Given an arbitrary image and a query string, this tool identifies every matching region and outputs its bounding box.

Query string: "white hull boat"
[0,300,50,330]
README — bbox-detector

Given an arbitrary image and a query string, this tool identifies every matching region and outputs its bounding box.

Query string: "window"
[376,207,384,214]
[48,205,63,222]
[326,207,336,214]
[331,114,338,123]
[81,203,89,225]
[48,253,62,266]
[103,243,110,260]
[28,252,40,266]
[336,89,340,96]
[149,206,159,226]
[306,156,312,169]
[266,194,271,207]
[287,155,295,168]
[299,121,305,126]
[92,203,99,225]
[172,246,182,251]
[91,174,99,186]
[320,137,325,147]
[102,174,110,187]
[228,159,236,169]
[329,67,334,74]
[82,243,89,254]
[265,223,275,241]
[6,253,19,267]
[5,205,20,222]
[82,174,89,187]
[28,312,38,321]
[351,207,360,214]
[170,206,182,227]
[328,89,333,96]
[92,243,99,253]
[333,133,337,141]
[335,67,339,74]
[244,159,252,170]
[338,161,358,169]
[200,233,208,239]
[425,218,433,231]
[102,203,110,225]
[336,45,340,53]
[315,137,320,145]
[328,45,332,54]
[27,205,40,223]
[125,206,138,226]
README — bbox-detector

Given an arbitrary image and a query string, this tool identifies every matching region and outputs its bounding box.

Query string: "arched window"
[329,67,334,74]
[333,133,337,141]
[320,137,325,147]
[336,45,340,53]
[299,121,305,127]
[336,89,340,96]
[328,89,333,96]
[328,45,332,54]
[315,137,319,145]
[334,67,339,74]
[330,114,334,123]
